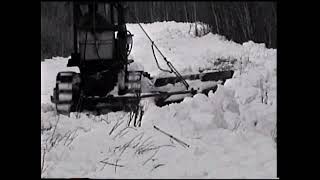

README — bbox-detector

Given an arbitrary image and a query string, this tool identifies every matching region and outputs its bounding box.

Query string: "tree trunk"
[236,3,248,40]
[165,3,169,21]
[211,2,220,34]
[193,2,198,36]
[272,2,277,27]
[193,2,197,22]
[243,2,252,38]
[134,2,138,23]
[150,2,153,22]
[183,2,188,22]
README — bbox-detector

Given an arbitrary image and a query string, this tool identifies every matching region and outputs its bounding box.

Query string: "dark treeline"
[41,2,73,60]
[41,1,276,60]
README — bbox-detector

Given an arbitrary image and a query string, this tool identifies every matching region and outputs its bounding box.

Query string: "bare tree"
[150,2,153,22]
[183,1,189,22]
[211,2,220,34]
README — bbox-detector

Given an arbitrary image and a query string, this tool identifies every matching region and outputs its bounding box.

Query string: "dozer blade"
[152,70,234,106]
[154,70,234,87]
[83,89,198,111]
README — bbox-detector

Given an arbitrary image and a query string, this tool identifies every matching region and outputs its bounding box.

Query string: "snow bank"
[127,21,246,77]
[41,21,277,178]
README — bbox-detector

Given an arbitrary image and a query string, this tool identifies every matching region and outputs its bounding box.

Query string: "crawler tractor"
[51,1,234,116]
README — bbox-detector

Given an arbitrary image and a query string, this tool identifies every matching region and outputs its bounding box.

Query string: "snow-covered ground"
[41,21,277,178]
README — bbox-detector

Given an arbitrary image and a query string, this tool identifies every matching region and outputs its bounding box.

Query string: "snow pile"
[41,21,276,178]
[224,41,277,139]
[127,21,245,77]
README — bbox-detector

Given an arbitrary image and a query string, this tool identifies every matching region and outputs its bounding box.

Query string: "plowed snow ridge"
[41,21,277,178]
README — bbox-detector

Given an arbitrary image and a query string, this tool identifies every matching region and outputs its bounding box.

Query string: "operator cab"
[78,3,115,62]
[67,2,130,71]
[66,1,132,96]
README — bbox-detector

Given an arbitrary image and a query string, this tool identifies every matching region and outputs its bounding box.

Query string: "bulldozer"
[51,1,234,117]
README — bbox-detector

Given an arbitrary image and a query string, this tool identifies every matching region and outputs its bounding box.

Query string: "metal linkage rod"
[129,10,189,89]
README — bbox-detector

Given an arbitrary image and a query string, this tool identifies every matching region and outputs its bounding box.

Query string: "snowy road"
[41,21,277,178]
